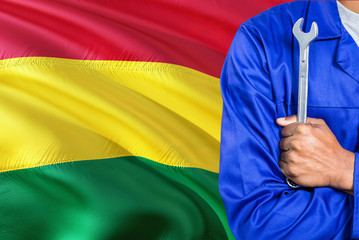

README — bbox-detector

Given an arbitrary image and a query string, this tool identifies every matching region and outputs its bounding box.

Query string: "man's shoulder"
[240,1,306,37]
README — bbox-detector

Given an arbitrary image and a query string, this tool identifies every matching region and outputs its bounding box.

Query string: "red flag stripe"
[0,0,290,77]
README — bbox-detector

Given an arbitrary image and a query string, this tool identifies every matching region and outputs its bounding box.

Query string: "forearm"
[334,150,355,196]
[223,185,353,239]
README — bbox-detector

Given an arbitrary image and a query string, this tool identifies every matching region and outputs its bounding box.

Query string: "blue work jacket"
[220,1,359,239]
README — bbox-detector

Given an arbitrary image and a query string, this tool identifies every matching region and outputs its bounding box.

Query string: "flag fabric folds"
[0,1,289,239]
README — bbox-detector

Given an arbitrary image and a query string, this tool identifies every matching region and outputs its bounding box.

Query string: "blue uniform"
[220,1,359,239]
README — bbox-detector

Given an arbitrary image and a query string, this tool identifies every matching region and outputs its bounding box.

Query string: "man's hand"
[277,115,354,193]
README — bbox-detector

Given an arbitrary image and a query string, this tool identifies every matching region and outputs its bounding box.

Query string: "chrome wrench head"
[292,18,318,47]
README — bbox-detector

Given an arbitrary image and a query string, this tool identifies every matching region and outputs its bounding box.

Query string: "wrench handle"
[297,45,309,123]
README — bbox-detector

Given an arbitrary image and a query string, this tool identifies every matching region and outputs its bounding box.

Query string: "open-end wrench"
[286,18,318,189]
[292,18,318,123]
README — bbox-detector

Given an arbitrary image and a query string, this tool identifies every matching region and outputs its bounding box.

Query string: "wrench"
[292,18,318,123]
[286,18,318,189]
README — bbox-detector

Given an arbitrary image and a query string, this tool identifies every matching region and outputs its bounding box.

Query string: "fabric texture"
[0,0,291,239]
[0,58,221,173]
[220,1,359,239]
[354,153,359,239]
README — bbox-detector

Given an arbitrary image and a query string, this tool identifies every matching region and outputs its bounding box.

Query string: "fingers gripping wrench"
[286,18,318,188]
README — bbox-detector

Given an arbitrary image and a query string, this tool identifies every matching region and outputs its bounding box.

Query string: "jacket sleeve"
[219,25,354,240]
[353,153,359,238]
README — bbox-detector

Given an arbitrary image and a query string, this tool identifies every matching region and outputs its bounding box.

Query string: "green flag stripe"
[0,156,234,240]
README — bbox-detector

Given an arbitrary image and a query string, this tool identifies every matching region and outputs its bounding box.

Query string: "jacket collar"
[301,0,342,40]
[300,0,359,81]
[336,23,359,81]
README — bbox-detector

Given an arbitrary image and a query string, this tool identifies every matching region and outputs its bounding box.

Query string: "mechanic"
[220,1,359,239]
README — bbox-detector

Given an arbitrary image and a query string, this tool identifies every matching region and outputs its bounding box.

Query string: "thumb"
[276,115,297,127]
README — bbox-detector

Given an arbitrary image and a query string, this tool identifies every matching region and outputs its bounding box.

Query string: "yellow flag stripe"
[0,57,222,173]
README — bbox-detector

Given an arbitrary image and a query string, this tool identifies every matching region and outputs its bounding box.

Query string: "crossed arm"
[219,25,357,239]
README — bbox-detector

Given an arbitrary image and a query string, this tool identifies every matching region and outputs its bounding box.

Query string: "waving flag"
[0,1,289,239]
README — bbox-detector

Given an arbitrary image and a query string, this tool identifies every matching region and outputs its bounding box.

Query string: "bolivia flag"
[0,1,289,239]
